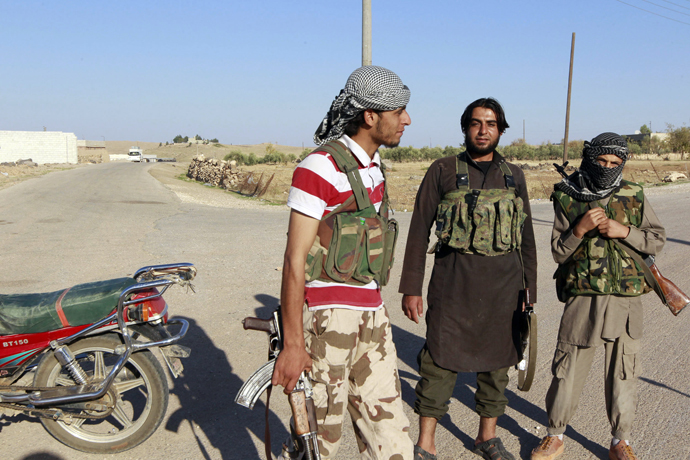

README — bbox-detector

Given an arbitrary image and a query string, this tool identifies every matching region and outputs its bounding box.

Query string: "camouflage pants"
[304,306,413,460]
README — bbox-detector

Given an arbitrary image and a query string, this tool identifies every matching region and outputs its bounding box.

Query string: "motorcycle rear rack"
[0,263,195,407]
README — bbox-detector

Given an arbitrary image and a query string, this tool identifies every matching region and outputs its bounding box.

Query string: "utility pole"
[563,33,575,164]
[362,0,372,66]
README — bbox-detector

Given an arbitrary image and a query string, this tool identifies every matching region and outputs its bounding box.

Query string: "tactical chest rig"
[552,180,650,301]
[431,153,527,256]
[304,141,398,286]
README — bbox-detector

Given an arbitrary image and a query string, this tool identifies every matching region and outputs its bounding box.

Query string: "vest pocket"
[471,202,496,255]
[512,197,526,249]
[375,218,398,286]
[494,198,514,252]
[448,201,470,251]
[325,214,367,282]
[352,216,383,285]
[305,236,327,282]
[434,202,453,245]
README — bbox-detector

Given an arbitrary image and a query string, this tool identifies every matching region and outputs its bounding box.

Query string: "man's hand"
[402,294,424,324]
[573,207,608,239]
[272,344,312,394]
[597,218,631,239]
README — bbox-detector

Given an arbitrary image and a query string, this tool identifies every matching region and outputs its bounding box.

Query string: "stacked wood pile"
[187,155,243,189]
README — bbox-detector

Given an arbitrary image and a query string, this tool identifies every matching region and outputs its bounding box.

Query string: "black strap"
[455,152,515,190]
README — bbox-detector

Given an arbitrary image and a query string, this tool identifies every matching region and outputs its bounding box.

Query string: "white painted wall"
[0,131,78,164]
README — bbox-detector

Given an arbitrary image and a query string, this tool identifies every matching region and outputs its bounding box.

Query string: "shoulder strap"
[456,153,470,190]
[499,160,516,190]
[456,152,516,191]
[319,141,372,210]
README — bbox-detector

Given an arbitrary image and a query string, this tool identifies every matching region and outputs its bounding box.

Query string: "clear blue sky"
[2,0,689,148]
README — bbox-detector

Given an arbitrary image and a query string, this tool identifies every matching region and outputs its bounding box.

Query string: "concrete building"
[0,130,78,164]
[77,140,107,163]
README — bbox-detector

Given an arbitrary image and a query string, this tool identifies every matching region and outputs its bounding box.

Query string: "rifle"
[235,312,281,410]
[643,256,689,316]
[235,310,321,460]
[614,240,689,316]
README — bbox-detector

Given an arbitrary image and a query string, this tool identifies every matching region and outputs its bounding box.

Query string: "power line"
[658,0,690,11]
[640,0,690,16]
[614,0,690,25]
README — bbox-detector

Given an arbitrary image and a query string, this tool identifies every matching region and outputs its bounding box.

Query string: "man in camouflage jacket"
[531,133,666,460]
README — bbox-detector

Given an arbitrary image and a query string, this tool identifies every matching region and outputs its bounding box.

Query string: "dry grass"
[0,163,80,191]
[223,158,690,211]
[104,140,309,164]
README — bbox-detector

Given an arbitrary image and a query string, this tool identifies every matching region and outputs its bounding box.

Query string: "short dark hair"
[460,98,509,134]
[343,109,382,137]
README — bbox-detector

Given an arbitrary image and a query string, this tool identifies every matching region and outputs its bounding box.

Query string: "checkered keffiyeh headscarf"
[313,66,410,145]
[555,132,630,202]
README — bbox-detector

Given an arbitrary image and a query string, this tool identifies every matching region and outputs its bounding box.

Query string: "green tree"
[639,124,651,134]
[195,134,202,141]
[173,135,185,143]
[666,124,690,159]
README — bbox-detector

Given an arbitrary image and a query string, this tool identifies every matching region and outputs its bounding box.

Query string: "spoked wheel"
[33,335,169,453]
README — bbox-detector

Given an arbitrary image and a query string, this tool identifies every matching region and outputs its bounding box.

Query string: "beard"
[465,136,499,157]
[374,121,402,148]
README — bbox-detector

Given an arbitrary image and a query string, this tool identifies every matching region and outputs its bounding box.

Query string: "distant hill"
[104,141,312,163]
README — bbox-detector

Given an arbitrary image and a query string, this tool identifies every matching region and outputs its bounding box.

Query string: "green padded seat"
[0,277,136,335]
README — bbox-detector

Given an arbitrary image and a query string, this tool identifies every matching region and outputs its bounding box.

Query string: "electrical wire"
[658,0,690,11]
[614,0,690,25]
[640,0,690,16]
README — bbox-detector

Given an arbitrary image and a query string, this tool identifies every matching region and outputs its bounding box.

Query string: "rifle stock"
[235,359,275,410]
[649,264,690,316]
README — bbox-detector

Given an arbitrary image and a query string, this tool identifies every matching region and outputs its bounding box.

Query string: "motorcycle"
[0,262,195,454]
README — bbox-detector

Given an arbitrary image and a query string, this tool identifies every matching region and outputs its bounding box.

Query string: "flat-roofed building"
[0,130,78,164]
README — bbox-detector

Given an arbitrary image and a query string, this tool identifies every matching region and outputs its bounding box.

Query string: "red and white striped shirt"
[287,135,385,311]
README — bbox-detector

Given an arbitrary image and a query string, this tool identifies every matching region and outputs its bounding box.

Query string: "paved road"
[0,162,688,459]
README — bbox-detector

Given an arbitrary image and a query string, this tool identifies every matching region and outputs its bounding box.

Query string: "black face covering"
[554,132,630,202]
[579,132,628,190]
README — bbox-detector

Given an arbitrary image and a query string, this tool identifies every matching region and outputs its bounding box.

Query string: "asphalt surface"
[0,162,688,460]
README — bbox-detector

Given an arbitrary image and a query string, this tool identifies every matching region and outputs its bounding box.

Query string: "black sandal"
[414,445,437,460]
[473,437,515,460]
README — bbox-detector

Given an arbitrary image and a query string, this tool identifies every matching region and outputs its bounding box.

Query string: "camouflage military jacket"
[552,180,649,301]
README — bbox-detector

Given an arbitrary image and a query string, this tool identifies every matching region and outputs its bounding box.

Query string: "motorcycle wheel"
[33,334,169,454]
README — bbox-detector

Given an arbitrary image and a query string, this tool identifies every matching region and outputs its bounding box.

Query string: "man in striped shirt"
[272,66,413,459]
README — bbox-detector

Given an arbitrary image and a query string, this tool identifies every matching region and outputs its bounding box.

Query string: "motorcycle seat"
[0,277,136,335]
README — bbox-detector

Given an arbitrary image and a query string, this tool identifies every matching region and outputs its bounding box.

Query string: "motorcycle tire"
[33,334,169,454]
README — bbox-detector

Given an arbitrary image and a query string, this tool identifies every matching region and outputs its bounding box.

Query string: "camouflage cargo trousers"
[304,306,413,460]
